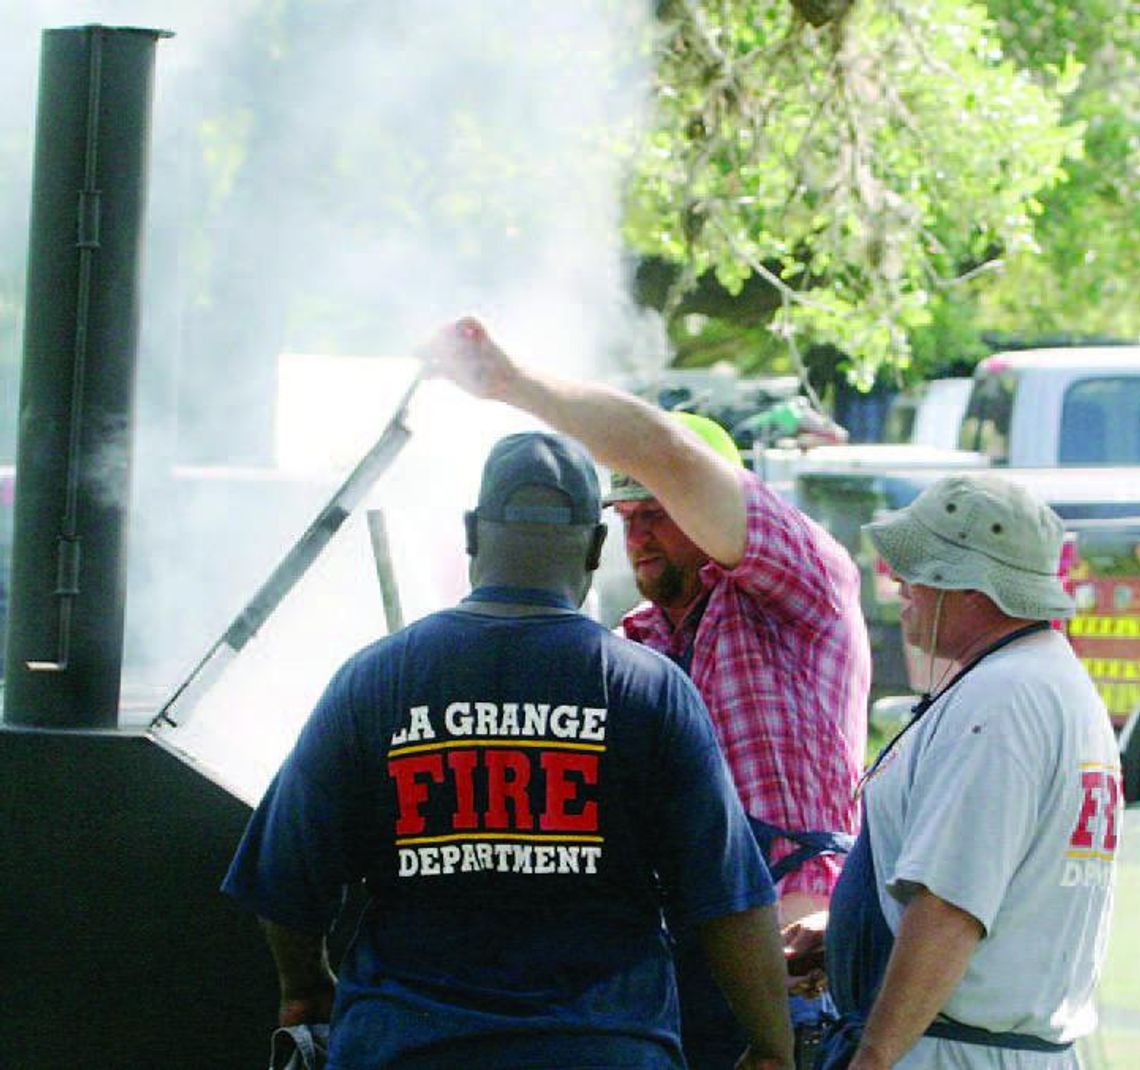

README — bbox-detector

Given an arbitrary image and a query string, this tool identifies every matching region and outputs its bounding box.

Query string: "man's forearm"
[851,887,983,1070]
[697,905,796,1068]
[260,918,337,1025]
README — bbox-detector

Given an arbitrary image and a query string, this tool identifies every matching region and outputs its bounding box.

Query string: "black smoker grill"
[0,27,281,1068]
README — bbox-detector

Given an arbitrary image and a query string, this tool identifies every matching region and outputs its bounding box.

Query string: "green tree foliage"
[625,0,1084,385]
[2,0,1137,426]
[973,0,1140,341]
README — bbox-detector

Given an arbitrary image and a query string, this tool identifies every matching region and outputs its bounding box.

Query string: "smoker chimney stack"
[3,25,169,727]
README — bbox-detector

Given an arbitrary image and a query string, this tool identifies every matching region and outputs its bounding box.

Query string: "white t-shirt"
[865,628,1122,1068]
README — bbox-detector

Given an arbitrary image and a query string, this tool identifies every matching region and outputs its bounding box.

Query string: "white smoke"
[1,1,660,798]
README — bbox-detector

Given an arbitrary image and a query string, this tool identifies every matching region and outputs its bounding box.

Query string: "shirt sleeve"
[718,470,860,629]
[221,659,373,933]
[650,672,777,931]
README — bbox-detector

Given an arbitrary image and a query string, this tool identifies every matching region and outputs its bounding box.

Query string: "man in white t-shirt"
[788,473,1123,1069]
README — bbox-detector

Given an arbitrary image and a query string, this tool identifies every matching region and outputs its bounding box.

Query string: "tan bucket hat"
[863,473,1075,620]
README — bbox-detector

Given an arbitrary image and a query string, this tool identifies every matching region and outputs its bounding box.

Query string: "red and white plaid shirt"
[621,470,870,899]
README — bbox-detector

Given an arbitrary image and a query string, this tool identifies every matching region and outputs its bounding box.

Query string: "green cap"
[604,412,743,504]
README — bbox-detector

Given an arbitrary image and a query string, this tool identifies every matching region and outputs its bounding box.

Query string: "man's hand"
[781,909,828,997]
[420,316,516,401]
[279,986,335,1027]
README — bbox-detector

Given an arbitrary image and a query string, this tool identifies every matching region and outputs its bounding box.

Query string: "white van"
[957,347,1140,466]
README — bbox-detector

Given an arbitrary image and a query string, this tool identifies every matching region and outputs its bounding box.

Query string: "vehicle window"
[882,395,917,444]
[1060,376,1140,465]
[957,371,1015,463]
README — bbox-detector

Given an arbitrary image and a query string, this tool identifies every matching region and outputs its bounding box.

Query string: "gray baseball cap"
[476,432,601,526]
[863,473,1075,620]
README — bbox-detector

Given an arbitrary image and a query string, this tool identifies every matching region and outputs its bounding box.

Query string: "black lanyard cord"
[858,620,1051,796]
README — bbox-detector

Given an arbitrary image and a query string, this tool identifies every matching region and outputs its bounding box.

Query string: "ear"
[586,523,607,571]
[464,511,478,557]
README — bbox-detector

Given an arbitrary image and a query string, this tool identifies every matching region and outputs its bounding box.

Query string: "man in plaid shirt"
[427,316,871,1068]
[612,425,870,915]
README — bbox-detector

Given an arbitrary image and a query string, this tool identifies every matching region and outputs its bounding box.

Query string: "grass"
[1085,810,1140,1066]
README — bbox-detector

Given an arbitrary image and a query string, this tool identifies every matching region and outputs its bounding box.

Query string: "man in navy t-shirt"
[223,431,794,1069]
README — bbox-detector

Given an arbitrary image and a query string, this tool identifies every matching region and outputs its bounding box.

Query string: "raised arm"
[423,317,748,566]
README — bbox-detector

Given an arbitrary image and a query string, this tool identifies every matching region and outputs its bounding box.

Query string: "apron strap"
[748,817,855,883]
[926,1016,1073,1053]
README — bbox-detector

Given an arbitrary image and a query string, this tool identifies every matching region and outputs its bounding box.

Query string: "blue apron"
[817,818,897,1070]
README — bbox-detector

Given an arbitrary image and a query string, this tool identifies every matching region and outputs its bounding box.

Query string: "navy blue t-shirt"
[223,601,774,1069]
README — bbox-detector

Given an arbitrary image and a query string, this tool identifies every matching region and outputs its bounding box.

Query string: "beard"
[634,558,691,609]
